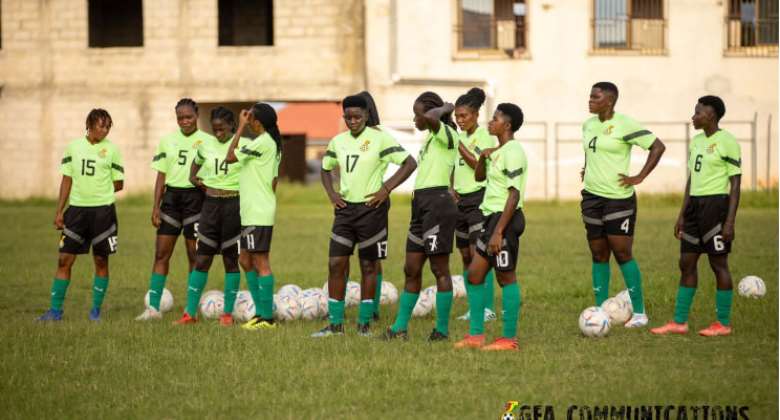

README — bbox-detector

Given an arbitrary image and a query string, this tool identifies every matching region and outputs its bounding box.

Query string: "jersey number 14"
[214,158,229,175]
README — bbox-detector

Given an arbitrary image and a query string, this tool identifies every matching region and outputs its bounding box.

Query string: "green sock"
[592,262,611,305]
[328,299,345,325]
[673,286,697,324]
[373,273,383,316]
[50,278,70,311]
[716,289,733,326]
[148,272,167,311]
[358,299,374,325]
[435,291,453,335]
[501,282,521,338]
[92,276,109,311]
[466,281,486,335]
[390,291,419,333]
[185,270,208,317]
[619,259,645,314]
[258,274,275,320]
[246,271,260,316]
[222,272,241,314]
[484,270,496,310]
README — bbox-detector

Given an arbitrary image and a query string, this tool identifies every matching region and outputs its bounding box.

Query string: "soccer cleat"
[89,308,101,322]
[453,334,485,349]
[698,321,732,337]
[428,329,448,342]
[311,323,345,338]
[457,310,471,321]
[36,308,63,322]
[379,327,408,341]
[372,312,380,322]
[135,307,163,321]
[219,313,234,326]
[357,323,372,337]
[650,321,689,335]
[481,337,519,352]
[241,317,276,331]
[173,312,197,325]
[484,308,497,322]
[624,313,649,328]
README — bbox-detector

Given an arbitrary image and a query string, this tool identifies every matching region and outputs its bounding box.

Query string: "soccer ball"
[413,286,437,317]
[199,290,224,320]
[278,284,302,299]
[738,275,766,298]
[380,281,399,305]
[502,413,516,420]
[232,290,255,322]
[615,290,633,310]
[300,288,327,320]
[144,288,174,312]
[451,275,466,299]
[345,281,361,307]
[579,306,611,337]
[322,281,329,297]
[600,297,632,324]
[274,294,302,321]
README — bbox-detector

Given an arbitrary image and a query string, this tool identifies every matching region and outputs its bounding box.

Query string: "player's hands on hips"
[239,109,251,126]
[329,193,347,209]
[450,189,460,203]
[191,177,206,191]
[722,221,735,242]
[488,231,503,255]
[674,217,684,240]
[365,186,389,208]
[54,212,64,230]
[151,207,161,228]
[480,148,497,160]
[618,173,644,187]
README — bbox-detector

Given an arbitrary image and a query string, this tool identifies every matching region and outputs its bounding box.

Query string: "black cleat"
[311,323,345,338]
[372,312,380,322]
[357,323,372,337]
[380,326,408,341]
[428,329,449,342]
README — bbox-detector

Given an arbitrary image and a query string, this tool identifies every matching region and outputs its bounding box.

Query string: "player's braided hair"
[455,87,486,111]
[357,91,381,127]
[85,108,113,130]
[175,97,199,114]
[251,102,282,156]
[210,106,236,130]
[698,95,726,121]
[496,103,524,132]
[415,91,456,130]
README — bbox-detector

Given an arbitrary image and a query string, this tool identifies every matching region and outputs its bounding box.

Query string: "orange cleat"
[650,321,689,335]
[173,312,197,325]
[219,313,234,326]
[481,337,519,352]
[698,322,732,337]
[453,334,485,349]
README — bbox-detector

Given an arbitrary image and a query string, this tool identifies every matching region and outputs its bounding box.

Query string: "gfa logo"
[501,401,555,420]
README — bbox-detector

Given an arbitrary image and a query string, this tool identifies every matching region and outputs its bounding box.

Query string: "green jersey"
[194,136,242,191]
[322,127,410,203]
[414,123,458,190]
[454,126,497,194]
[151,129,216,188]
[582,113,655,199]
[688,129,741,196]
[235,133,281,226]
[480,140,528,215]
[60,137,124,207]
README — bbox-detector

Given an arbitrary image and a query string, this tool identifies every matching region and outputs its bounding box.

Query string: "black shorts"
[329,200,389,261]
[240,226,273,253]
[59,204,119,256]
[196,196,241,256]
[680,195,732,255]
[475,210,525,272]
[158,186,204,240]
[580,190,637,240]
[455,189,486,249]
[406,187,457,255]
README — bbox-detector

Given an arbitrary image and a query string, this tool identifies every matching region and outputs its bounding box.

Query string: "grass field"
[0,185,777,419]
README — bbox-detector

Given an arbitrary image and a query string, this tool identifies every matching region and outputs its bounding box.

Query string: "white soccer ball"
[579,306,611,337]
[144,287,174,312]
[600,297,632,325]
[274,294,302,321]
[300,288,328,320]
[278,284,302,299]
[322,281,329,297]
[380,281,399,305]
[738,275,766,298]
[413,286,437,317]
[345,281,361,307]
[199,290,224,320]
[451,275,466,299]
[615,290,633,310]
[232,290,255,322]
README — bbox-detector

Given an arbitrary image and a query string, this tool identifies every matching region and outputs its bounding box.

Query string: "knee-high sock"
[147,272,167,311]
[619,259,644,314]
[373,273,383,316]
[222,272,241,315]
[50,278,70,311]
[716,289,733,326]
[185,270,208,317]
[466,281,486,335]
[358,299,374,325]
[592,262,611,306]
[92,275,109,310]
[673,286,696,324]
[501,282,521,338]
[390,291,419,333]
[435,291,453,335]
[328,299,345,326]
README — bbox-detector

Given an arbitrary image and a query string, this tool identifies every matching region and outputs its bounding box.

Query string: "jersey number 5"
[346,155,360,173]
[178,150,187,165]
[588,137,597,153]
[694,154,703,172]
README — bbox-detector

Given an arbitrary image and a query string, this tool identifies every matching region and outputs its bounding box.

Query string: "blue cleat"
[89,308,101,322]
[37,309,63,322]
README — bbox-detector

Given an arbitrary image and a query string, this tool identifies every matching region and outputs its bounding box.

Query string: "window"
[593,0,664,54]
[726,0,778,56]
[88,0,144,48]
[218,0,274,46]
[456,0,527,57]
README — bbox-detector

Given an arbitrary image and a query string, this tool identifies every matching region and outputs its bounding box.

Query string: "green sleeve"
[322,139,338,171]
[111,145,125,181]
[503,144,526,191]
[379,132,409,165]
[720,136,742,177]
[151,138,167,173]
[60,144,73,177]
[193,142,206,165]
[622,119,655,150]
[432,124,456,149]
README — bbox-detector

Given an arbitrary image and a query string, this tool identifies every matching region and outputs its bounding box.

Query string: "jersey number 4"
[588,137,598,153]
[346,155,360,173]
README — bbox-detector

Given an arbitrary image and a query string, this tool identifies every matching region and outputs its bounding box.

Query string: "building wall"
[365,0,778,199]
[0,0,365,198]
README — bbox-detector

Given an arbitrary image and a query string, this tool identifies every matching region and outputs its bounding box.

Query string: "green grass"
[0,185,776,419]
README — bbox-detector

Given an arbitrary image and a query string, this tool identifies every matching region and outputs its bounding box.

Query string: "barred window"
[726,0,778,56]
[593,0,665,54]
[457,0,527,57]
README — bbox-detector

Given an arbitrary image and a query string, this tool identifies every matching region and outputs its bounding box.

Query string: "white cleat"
[484,308,497,322]
[624,313,649,328]
[135,307,163,321]
[457,311,471,321]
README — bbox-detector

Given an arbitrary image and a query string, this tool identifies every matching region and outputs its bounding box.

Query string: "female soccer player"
[452,87,499,323]
[383,92,459,341]
[453,103,527,351]
[651,96,741,337]
[313,94,416,337]
[174,106,244,325]
[225,103,283,330]
[580,82,666,328]
[137,99,216,321]
[38,109,124,322]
